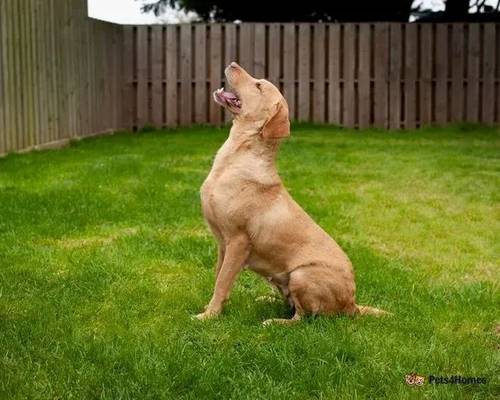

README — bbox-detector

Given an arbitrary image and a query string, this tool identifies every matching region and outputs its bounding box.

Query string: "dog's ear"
[261,100,290,139]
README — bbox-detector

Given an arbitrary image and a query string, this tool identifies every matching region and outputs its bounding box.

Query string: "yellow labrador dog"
[197,62,387,325]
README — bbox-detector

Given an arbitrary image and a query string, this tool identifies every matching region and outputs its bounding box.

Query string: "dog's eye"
[256,82,262,91]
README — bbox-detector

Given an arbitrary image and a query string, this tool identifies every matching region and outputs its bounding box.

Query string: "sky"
[88,0,496,24]
[87,0,197,24]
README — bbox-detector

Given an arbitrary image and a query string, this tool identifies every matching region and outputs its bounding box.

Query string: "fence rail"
[0,0,123,155]
[123,22,500,130]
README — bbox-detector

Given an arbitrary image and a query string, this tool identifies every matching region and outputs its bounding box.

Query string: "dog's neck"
[207,120,282,186]
[229,119,281,165]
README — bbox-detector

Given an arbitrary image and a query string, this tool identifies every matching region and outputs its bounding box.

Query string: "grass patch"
[0,124,499,399]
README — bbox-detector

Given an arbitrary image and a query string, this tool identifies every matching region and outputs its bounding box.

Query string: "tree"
[414,0,500,21]
[140,0,500,22]
[446,0,470,18]
[140,0,414,22]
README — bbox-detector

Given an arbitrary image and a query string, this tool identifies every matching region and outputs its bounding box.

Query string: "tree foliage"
[140,0,500,22]
[140,0,414,22]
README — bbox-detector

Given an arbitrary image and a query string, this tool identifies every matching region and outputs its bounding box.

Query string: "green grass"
[0,124,499,399]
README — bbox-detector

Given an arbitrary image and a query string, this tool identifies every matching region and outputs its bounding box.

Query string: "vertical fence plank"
[57,0,65,137]
[13,1,25,148]
[67,1,75,136]
[268,23,281,87]
[70,2,80,136]
[405,24,417,129]
[0,0,5,154]
[482,24,495,124]
[466,24,480,122]
[4,0,15,150]
[91,21,99,132]
[91,20,98,133]
[151,26,163,128]
[194,24,207,124]
[254,23,265,77]
[136,26,148,129]
[39,0,49,146]
[209,24,222,125]
[224,23,237,65]
[114,25,124,130]
[343,24,356,127]
[435,24,449,125]
[101,22,109,131]
[99,22,107,132]
[10,0,18,148]
[43,0,53,141]
[298,24,311,121]
[122,26,134,130]
[328,24,341,125]
[88,21,96,133]
[13,0,24,147]
[74,0,83,136]
[496,24,500,124]
[80,8,90,136]
[374,24,389,129]
[0,0,8,152]
[180,25,192,126]
[24,0,35,146]
[451,24,464,122]
[420,24,433,126]
[49,0,59,141]
[165,25,178,127]
[25,0,34,143]
[239,24,253,74]
[224,23,237,122]
[30,0,41,142]
[69,2,76,133]
[283,24,296,119]
[388,23,402,129]
[312,24,325,123]
[358,24,371,129]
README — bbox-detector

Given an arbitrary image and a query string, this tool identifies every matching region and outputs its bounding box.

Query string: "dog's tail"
[355,304,392,316]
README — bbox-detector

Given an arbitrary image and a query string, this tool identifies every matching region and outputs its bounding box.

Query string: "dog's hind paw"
[263,312,301,326]
[262,317,299,326]
[256,295,281,303]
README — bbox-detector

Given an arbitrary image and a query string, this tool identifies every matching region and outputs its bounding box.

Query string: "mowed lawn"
[0,125,498,399]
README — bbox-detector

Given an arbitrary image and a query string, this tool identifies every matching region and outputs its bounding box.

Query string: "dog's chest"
[200,137,271,229]
[200,169,248,225]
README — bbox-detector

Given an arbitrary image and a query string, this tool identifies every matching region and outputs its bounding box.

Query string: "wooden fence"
[0,0,123,155]
[123,23,500,130]
[1,16,500,155]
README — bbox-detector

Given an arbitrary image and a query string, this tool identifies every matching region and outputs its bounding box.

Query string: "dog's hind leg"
[286,263,357,316]
[256,273,290,304]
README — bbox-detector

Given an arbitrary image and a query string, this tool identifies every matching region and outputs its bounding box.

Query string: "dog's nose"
[229,61,240,69]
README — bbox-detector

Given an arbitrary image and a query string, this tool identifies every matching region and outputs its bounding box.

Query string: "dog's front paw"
[193,309,219,321]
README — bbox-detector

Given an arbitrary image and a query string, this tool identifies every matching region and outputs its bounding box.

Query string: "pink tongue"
[221,91,238,100]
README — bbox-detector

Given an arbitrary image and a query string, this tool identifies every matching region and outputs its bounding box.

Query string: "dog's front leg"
[195,234,250,320]
[215,241,225,281]
[207,223,225,281]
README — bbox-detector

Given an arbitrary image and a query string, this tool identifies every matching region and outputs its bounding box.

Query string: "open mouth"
[213,88,242,112]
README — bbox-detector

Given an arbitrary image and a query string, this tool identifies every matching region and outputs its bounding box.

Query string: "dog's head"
[213,62,290,139]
